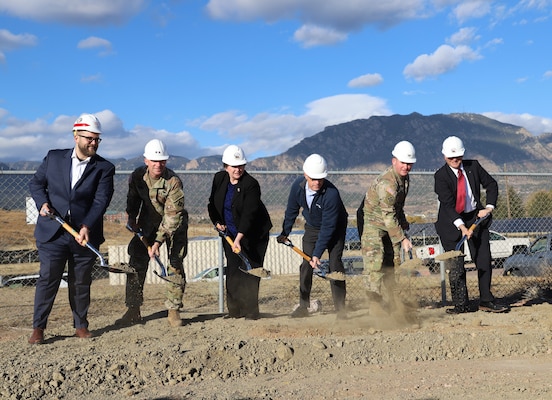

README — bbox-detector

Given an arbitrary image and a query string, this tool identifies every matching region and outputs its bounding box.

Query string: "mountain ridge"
[1,113,550,172]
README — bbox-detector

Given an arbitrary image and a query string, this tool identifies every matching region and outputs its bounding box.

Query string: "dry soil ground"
[2,210,552,399]
[0,275,552,400]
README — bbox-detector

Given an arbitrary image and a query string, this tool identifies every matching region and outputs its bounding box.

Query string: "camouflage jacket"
[126,166,186,243]
[363,166,409,244]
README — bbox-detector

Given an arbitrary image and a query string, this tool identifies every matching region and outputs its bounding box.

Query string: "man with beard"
[28,113,115,344]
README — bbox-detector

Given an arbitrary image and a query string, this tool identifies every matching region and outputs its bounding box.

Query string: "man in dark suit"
[434,136,508,314]
[28,113,115,344]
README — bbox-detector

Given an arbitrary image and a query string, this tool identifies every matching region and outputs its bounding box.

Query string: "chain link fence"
[1,170,551,316]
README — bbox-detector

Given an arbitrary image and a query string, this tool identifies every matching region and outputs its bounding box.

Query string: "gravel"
[1,277,551,399]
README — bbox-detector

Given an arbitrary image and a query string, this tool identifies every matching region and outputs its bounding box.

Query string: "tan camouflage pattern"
[165,265,186,310]
[143,173,186,243]
[127,168,188,310]
[361,166,409,294]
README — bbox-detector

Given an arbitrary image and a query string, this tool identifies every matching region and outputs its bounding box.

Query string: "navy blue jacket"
[29,148,115,247]
[281,177,348,258]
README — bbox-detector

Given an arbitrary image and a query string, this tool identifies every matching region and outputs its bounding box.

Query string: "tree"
[494,186,525,219]
[525,190,552,217]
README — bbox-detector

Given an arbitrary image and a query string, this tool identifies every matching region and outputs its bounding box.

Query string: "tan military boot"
[167,309,182,327]
[115,306,141,326]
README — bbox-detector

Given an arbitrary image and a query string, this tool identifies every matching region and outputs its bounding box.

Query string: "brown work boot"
[115,306,141,326]
[167,309,182,327]
[28,328,44,344]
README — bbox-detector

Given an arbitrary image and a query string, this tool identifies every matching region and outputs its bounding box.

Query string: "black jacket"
[208,170,272,239]
[434,159,497,241]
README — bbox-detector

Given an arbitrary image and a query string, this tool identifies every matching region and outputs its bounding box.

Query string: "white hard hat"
[442,136,465,158]
[303,154,328,179]
[73,114,102,134]
[143,139,169,161]
[391,141,416,163]
[222,145,247,166]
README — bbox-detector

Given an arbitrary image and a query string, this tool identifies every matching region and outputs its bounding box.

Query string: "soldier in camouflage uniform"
[361,141,416,304]
[116,139,188,327]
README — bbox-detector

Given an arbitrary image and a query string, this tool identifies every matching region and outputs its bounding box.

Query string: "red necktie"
[455,170,466,214]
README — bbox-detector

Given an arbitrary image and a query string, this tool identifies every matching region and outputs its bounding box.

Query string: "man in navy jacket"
[278,154,348,319]
[28,113,115,344]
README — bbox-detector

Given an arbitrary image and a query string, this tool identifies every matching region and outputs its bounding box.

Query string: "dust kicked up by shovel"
[246,267,271,278]
[108,262,137,274]
[324,271,346,281]
[434,250,463,261]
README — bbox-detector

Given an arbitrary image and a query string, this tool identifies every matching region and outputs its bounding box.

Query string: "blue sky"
[1,0,551,162]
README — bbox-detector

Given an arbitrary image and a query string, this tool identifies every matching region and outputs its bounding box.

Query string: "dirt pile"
[1,277,552,399]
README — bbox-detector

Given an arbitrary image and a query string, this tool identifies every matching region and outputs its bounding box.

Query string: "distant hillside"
[2,113,551,172]
[249,112,549,172]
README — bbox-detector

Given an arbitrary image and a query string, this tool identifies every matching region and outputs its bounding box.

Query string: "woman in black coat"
[208,145,272,320]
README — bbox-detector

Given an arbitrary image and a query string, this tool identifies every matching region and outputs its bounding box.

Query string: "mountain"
[2,113,551,172]
[248,112,550,172]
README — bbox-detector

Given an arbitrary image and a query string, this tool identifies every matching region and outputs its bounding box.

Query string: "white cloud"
[544,70,552,79]
[77,36,113,56]
[452,0,492,24]
[0,0,145,25]
[447,27,479,46]
[81,73,104,83]
[0,29,37,62]
[293,25,347,47]
[403,44,481,81]
[206,0,429,46]
[348,73,383,88]
[0,109,203,162]
[197,94,391,157]
[483,111,552,135]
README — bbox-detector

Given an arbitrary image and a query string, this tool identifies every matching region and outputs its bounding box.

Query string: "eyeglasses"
[78,135,102,144]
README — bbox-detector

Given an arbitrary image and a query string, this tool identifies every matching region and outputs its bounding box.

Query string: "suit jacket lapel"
[71,155,97,195]
[63,149,73,197]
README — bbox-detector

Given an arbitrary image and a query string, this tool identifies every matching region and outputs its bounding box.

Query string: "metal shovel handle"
[126,224,167,277]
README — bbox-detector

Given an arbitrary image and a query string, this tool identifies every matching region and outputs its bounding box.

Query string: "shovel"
[45,211,136,274]
[125,224,185,285]
[435,214,490,261]
[215,227,270,278]
[278,237,346,281]
[398,249,424,273]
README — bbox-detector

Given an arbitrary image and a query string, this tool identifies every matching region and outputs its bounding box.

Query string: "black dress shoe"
[446,306,469,314]
[479,301,509,313]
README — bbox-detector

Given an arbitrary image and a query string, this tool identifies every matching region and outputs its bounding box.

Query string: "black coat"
[208,170,272,239]
[434,159,498,241]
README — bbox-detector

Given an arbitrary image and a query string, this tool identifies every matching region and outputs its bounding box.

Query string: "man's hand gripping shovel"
[125,224,184,285]
[45,211,136,274]
[435,214,490,263]
[276,236,345,281]
[215,227,270,278]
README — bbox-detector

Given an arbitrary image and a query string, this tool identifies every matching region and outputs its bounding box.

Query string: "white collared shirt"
[71,148,91,189]
[305,181,316,209]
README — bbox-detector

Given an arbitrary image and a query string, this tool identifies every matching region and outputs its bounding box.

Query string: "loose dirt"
[1,275,551,400]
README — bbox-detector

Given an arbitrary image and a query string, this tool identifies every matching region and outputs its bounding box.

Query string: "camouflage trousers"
[361,225,401,295]
[126,234,187,310]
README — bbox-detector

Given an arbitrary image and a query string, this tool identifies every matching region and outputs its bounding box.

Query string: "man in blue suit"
[28,113,115,344]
